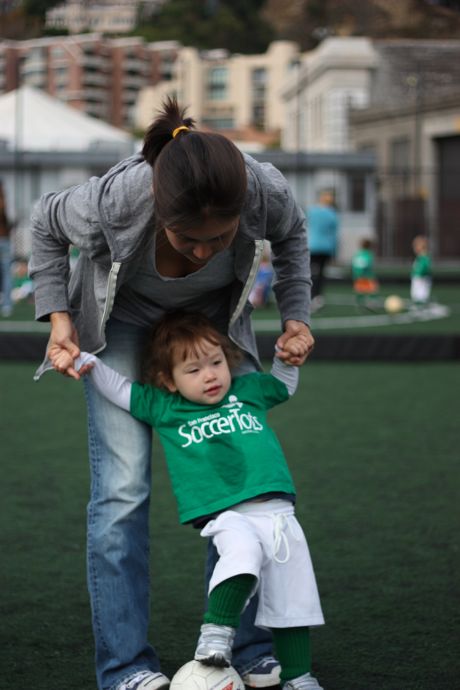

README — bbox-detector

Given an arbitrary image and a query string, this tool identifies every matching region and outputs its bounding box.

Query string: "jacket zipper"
[229,239,264,327]
[100,261,121,337]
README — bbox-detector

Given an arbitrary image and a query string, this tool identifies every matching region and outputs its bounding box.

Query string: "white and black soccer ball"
[170,661,244,690]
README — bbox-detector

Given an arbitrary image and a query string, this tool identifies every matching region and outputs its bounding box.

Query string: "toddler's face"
[166,340,232,405]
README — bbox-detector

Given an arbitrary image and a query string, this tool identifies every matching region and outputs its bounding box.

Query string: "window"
[207,67,228,101]
[202,117,234,130]
[348,173,366,212]
[251,67,266,128]
[390,138,410,172]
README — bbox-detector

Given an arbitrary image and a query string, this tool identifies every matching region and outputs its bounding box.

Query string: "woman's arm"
[75,352,132,411]
[247,160,314,365]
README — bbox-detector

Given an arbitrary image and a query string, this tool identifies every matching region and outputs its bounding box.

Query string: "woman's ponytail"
[142,96,195,166]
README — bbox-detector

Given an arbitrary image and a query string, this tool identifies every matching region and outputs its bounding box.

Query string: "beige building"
[135,41,301,146]
[281,37,378,152]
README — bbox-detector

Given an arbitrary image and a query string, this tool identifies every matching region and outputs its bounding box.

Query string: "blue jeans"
[84,318,272,690]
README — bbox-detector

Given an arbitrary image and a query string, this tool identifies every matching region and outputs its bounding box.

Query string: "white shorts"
[200,499,325,629]
[411,276,431,303]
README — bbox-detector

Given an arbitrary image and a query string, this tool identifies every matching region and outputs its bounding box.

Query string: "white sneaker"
[117,670,170,690]
[283,672,324,690]
[194,623,236,667]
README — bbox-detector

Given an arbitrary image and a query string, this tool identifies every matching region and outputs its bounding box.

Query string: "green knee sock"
[272,627,311,682]
[204,574,256,628]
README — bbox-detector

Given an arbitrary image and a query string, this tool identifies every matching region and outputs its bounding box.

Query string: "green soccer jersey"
[412,254,431,278]
[130,373,296,524]
[351,248,375,279]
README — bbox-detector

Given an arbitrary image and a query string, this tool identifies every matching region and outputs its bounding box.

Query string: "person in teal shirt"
[65,311,325,690]
[306,191,339,311]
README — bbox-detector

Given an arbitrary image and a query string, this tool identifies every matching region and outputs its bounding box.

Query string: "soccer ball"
[384,295,404,314]
[170,661,244,690]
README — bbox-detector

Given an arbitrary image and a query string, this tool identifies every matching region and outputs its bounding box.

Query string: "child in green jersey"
[411,235,432,305]
[66,311,325,690]
[351,238,379,309]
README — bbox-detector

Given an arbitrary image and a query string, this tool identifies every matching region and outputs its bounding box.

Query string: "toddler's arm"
[75,352,132,411]
[271,350,299,396]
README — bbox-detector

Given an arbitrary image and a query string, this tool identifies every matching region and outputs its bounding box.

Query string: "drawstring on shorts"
[272,512,300,564]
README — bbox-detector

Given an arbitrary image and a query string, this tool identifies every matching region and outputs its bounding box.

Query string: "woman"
[30,98,314,690]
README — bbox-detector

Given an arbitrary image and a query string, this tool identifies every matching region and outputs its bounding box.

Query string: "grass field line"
[0,320,49,333]
[254,301,451,331]
[0,300,452,333]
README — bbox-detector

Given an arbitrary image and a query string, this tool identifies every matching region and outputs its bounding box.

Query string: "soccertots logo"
[178,395,263,447]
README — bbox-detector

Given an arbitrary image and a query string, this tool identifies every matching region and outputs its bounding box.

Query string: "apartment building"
[1,35,304,138]
[135,41,301,145]
[0,34,179,129]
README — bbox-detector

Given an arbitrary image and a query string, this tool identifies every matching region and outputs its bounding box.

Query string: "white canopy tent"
[0,86,135,256]
[0,85,133,152]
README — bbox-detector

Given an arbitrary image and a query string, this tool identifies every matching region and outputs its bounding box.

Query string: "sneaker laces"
[253,655,279,669]
[121,671,155,689]
[273,513,299,564]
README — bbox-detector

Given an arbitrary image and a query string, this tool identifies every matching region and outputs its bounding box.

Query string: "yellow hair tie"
[172,125,189,139]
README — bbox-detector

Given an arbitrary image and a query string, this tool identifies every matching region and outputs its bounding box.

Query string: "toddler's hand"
[276,320,314,366]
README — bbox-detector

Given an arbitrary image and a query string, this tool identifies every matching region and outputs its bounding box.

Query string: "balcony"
[121,90,138,104]
[82,71,108,87]
[122,57,146,72]
[123,74,146,89]
[85,103,109,119]
[22,73,47,88]
[80,54,106,70]
[80,87,107,102]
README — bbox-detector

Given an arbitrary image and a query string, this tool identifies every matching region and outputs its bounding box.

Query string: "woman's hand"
[276,320,315,366]
[47,312,87,380]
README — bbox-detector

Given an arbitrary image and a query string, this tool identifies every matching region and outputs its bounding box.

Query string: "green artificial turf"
[1,361,459,689]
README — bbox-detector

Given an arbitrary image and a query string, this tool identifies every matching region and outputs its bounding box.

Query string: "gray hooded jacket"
[29,153,311,377]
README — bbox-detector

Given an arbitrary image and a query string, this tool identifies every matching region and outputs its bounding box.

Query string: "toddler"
[411,235,432,305]
[68,311,325,690]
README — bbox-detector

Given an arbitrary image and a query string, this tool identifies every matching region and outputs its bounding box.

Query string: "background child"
[411,235,432,305]
[351,238,379,308]
[69,311,325,690]
[249,241,274,308]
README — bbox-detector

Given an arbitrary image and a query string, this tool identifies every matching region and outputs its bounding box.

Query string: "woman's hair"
[142,97,247,232]
[143,310,242,389]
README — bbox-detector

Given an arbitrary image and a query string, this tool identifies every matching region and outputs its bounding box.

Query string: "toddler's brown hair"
[143,311,242,389]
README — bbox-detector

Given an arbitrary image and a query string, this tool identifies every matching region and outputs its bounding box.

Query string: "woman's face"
[164,216,239,265]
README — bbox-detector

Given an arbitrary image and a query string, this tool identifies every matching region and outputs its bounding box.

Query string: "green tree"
[23,0,61,19]
[135,0,274,53]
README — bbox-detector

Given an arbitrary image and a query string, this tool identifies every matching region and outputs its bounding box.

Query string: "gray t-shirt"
[111,235,236,332]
